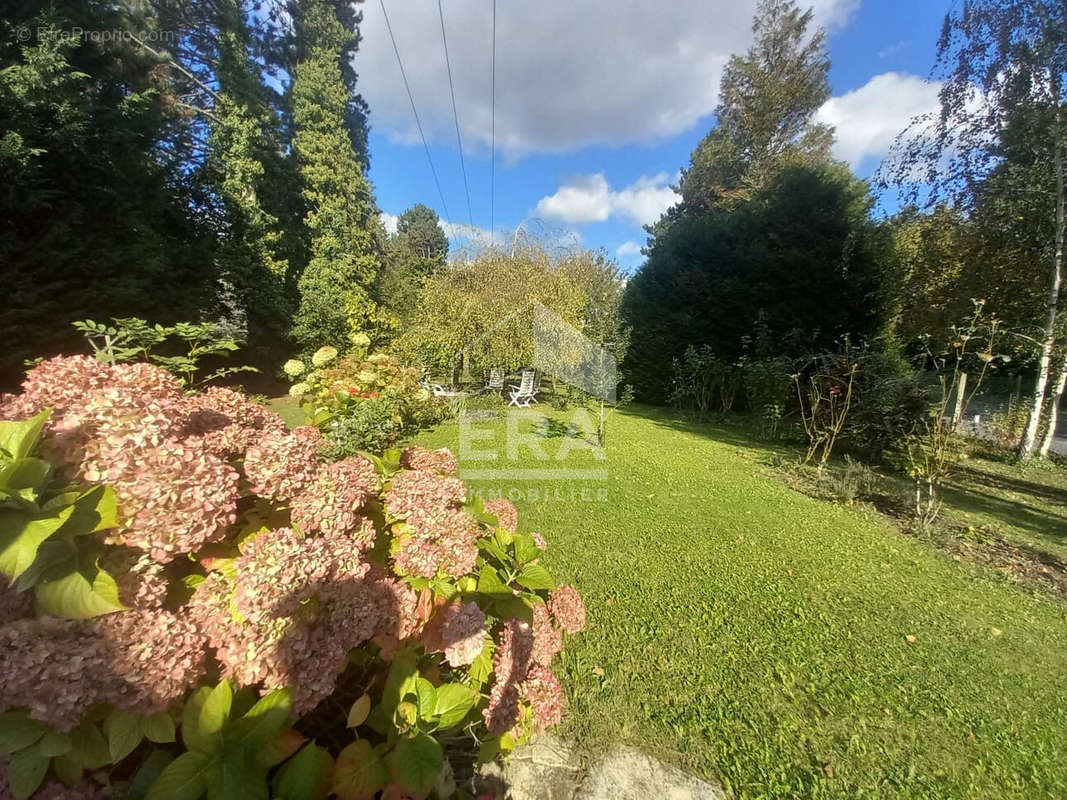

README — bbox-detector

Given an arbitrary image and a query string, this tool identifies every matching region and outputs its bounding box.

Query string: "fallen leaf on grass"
[592,666,605,677]
[905,635,917,644]
[991,627,1003,637]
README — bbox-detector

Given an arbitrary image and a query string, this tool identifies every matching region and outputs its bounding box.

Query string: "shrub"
[0,356,584,799]
[288,346,447,455]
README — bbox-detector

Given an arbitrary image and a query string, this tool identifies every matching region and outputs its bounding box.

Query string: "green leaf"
[181,687,215,753]
[414,678,437,721]
[142,712,175,744]
[476,565,510,598]
[68,720,111,769]
[0,506,74,581]
[146,750,213,800]
[8,748,49,799]
[255,728,305,769]
[468,642,494,687]
[198,681,233,743]
[36,729,72,758]
[229,688,291,749]
[516,564,556,591]
[208,752,268,800]
[0,458,52,501]
[273,742,334,800]
[60,485,119,535]
[128,750,175,798]
[105,708,145,762]
[331,740,386,800]
[388,733,444,799]
[381,649,418,717]
[0,712,48,756]
[512,533,542,565]
[432,684,480,730]
[52,754,83,785]
[35,561,125,619]
[0,409,52,461]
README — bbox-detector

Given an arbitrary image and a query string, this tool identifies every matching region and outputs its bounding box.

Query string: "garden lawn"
[415,405,1067,799]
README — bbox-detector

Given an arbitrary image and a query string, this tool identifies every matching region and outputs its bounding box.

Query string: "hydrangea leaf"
[272,743,334,800]
[104,708,144,763]
[387,733,444,799]
[182,687,216,753]
[198,681,233,742]
[68,720,111,769]
[145,750,213,800]
[381,649,418,717]
[51,754,83,785]
[0,458,52,502]
[59,485,119,535]
[512,534,542,566]
[255,727,306,769]
[209,752,268,800]
[0,408,51,462]
[34,561,125,619]
[128,750,174,798]
[468,642,494,687]
[229,688,292,749]
[0,505,74,581]
[346,694,371,728]
[414,679,437,722]
[331,740,386,800]
[36,729,72,758]
[516,564,556,591]
[8,747,49,800]
[0,712,48,756]
[431,684,480,730]
[143,712,176,744]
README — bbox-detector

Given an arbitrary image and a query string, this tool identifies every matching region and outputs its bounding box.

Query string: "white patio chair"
[507,369,539,408]
[482,367,506,394]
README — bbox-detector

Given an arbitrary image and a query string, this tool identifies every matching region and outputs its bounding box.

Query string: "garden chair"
[508,369,539,408]
[482,367,506,395]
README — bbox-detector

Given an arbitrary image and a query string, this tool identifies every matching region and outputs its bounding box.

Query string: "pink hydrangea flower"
[385,469,467,520]
[423,601,488,667]
[483,498,518,532]
[520,665,565,734]
[531,604,562,666]
[243,426,323,501]
[548,585,587,634]
[291,457,379,535]
[400,445,458,475]
[482,619,533,735]
[183,387,288,458]
[0,611,207,731]
[531,531,548,551]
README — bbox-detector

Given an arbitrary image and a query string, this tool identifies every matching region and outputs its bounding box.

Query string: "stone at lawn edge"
[581,746,724,800]
[478,736,724,800]
[478,733,581,800]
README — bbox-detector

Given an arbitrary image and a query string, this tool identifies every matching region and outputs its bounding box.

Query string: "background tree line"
[623,0,1067,460]
[0,0,383,382]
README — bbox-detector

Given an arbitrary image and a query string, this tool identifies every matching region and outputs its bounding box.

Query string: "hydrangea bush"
[0,357,584,799]
[286,346,447,457]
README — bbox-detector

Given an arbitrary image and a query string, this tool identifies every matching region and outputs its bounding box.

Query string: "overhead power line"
[379,0,452,225]
[438,0,475,230]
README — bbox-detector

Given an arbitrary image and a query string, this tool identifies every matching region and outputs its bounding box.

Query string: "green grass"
[939,455,1067,563]
[413,405,1067,799]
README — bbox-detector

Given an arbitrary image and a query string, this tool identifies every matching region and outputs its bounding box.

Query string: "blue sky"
[359,0,951,272]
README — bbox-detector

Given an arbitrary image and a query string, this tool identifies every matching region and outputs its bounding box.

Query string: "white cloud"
[816,72,942,167]
[358,0,858,156]
[616,240,642,258]
[534,172,680,227]
[380,212,399,234]
[877,39,911,59]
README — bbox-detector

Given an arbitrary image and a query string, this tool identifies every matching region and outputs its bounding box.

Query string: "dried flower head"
[548,585,586,634]
[399,446,458,475]
[291,457,379,536]
[520,665,565,734]
[483,498,518,532]
[531,603,562,666]
[482,619,533,735]
[422,601,488,668]
[243,426,323,501]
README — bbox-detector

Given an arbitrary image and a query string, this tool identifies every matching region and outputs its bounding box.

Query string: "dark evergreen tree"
[289,0,384,353]
[377,204,449,325]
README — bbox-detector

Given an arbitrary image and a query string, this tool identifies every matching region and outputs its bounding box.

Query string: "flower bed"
[0,356,583,799]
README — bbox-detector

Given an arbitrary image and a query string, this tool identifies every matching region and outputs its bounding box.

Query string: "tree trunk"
[952,371,968,430]
[1019,97,1066,458]
[1038,353,1067,457]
